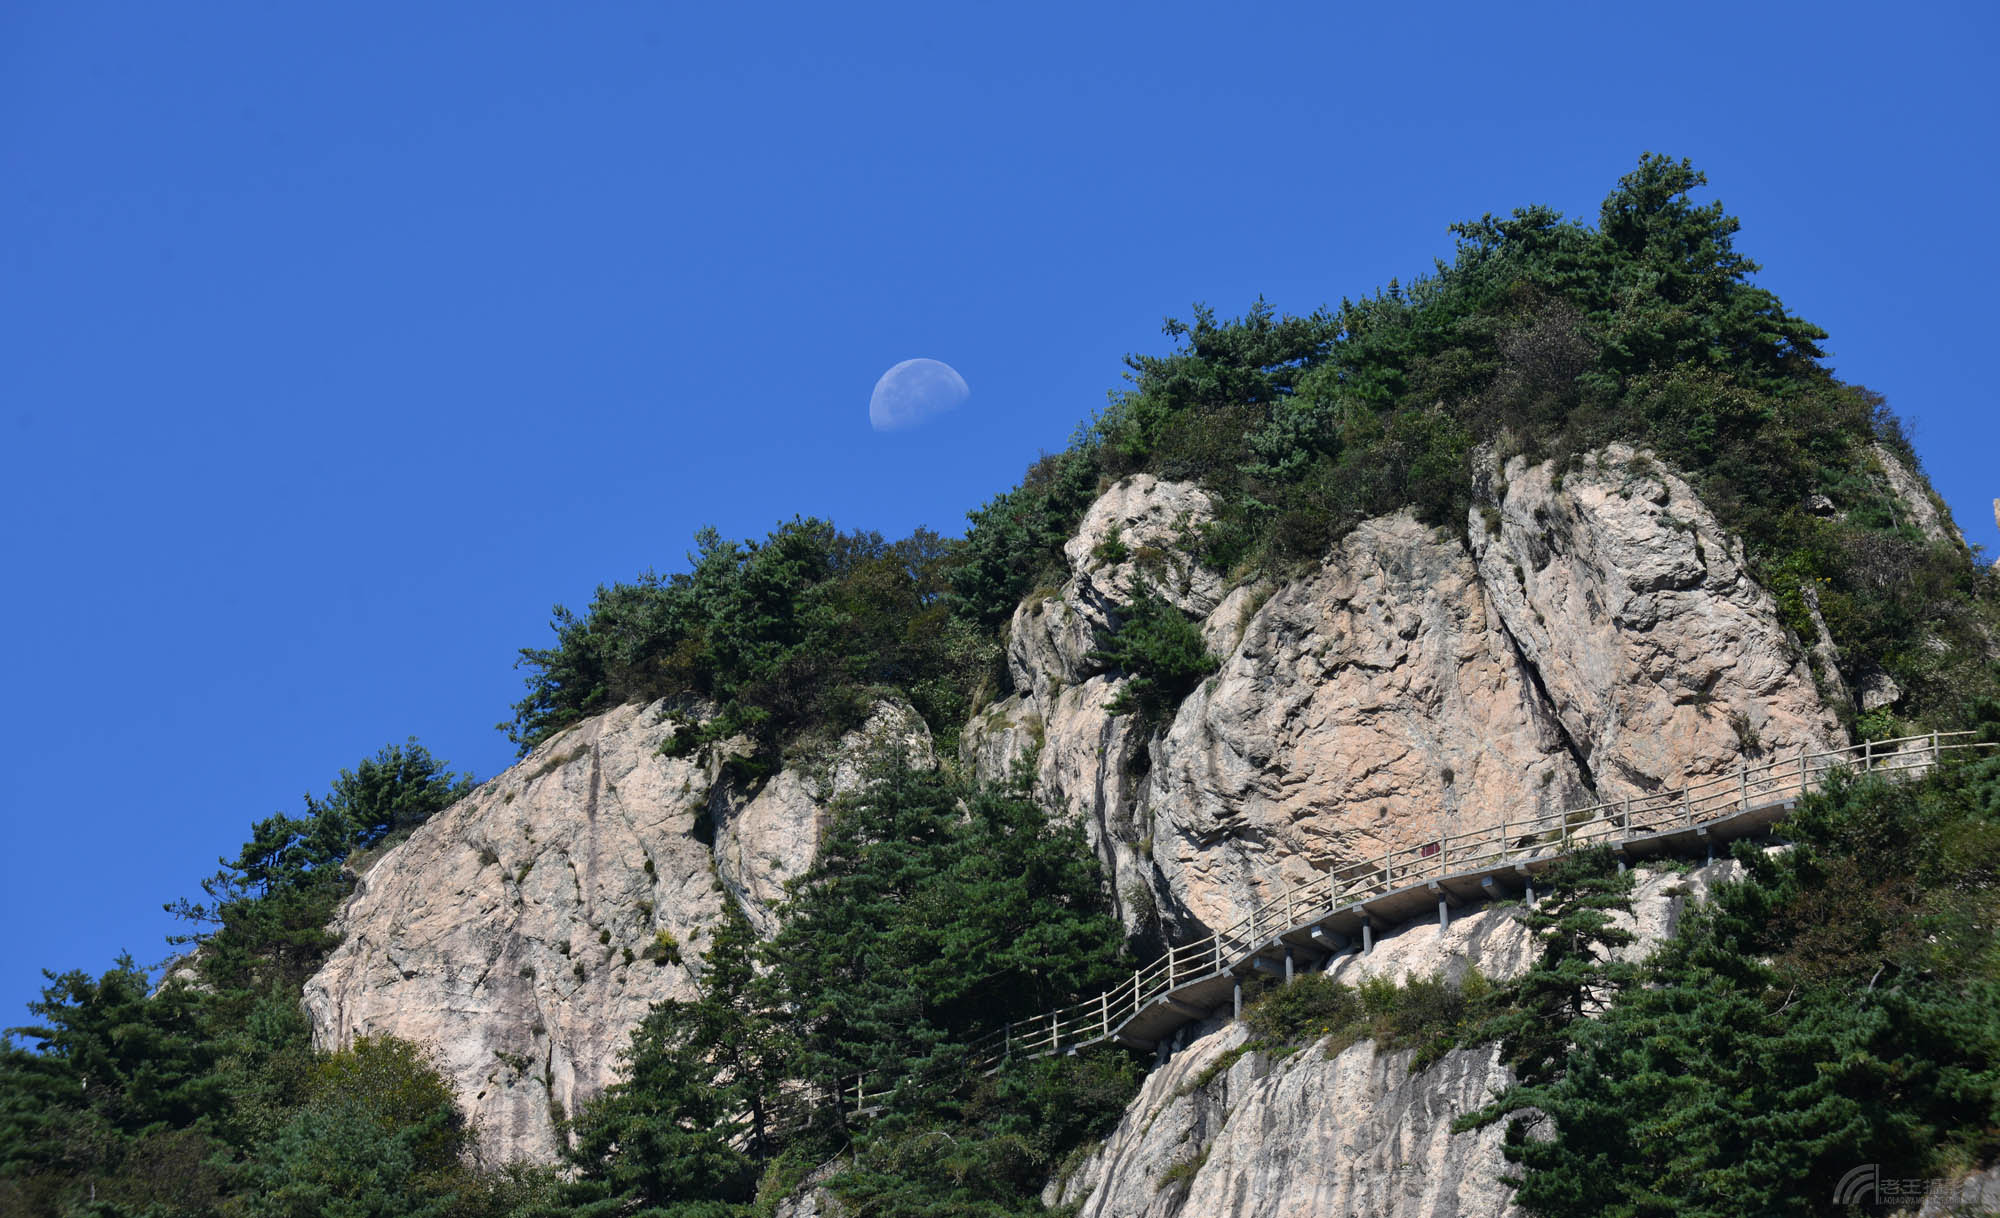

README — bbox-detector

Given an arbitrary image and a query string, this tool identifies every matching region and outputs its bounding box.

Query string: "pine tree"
[1476,846,1637,1086]
[563,901,783,1213]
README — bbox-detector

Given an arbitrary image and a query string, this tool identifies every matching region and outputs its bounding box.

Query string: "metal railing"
[836,731,1988,1111]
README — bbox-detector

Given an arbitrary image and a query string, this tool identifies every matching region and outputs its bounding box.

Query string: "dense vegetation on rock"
[7,155,1998,1216]
[952,154,1995,731]
[1458,719,2000,1215]
[505,522,994,764]
[508,155,1994,762]
[0,744,542,1217]
[1209,738,2000,1216]
[562,758,1140,1217]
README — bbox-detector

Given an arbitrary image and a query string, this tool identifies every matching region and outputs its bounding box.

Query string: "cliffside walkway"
[841,731,1992,1113]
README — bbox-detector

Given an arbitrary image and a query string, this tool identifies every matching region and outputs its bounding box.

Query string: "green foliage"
[323,739,477,854]
[242,1036,475,1218]
[506,522,996,763]
[1090,585,1219,725]
[1473,847,1637,1086]
[827,1053,1143,1217]
[0,958,225,1216]
[766,756,1130,1113]
[1238,968,1494,1072]
[951,446,1104,629]
[559,760,1137,1216]
[168,739,471,994]
[0,965,515,1218]
[1458,748,2000,1216]
[956,152,1998,729]
[1243,972,1358,1046]
[565,901,786,1213]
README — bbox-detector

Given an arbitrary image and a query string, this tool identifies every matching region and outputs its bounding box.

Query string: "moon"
[869,358,969,431]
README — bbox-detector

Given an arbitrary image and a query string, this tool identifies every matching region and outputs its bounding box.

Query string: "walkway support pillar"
[1438,896,1450,929]
[1361,920,1375,954]
[1232,979,1243,1021]
[1284,945,1295,984]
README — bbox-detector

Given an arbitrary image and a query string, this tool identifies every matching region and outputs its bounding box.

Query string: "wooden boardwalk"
[838,731,1990,1113]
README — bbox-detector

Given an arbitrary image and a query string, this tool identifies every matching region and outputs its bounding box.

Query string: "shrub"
[642,930,681,966]
[1090,586,1219,726]
[1244,972,1359,1046]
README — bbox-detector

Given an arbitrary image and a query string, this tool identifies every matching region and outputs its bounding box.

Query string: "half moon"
[869,358,969,431]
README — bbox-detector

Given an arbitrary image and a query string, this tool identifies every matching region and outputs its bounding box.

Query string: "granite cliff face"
[308,444,1850,1177]
[1049,861,1745,1218]
[302,699,931,1165]
[966,445,1844,939]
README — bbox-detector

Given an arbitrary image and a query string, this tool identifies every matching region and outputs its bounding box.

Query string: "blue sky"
[4,3,1996,1022]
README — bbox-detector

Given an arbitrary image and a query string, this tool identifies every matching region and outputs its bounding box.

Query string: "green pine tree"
[1475,846,1638,1087]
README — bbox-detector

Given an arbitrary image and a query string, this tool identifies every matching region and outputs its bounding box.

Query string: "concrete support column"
[1232,979,1243,1021]
[1284,946,1295,984]
[1438,896,1450,929]
[1361,921,1375,954]
[1525,883,1537,909]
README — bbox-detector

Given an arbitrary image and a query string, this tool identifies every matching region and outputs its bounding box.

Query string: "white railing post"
[1684,786,1694,826]
[1739,767,1748,812]
[1863,738,1873,771]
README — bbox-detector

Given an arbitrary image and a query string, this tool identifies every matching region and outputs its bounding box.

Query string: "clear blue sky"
[5,3,1996,1023]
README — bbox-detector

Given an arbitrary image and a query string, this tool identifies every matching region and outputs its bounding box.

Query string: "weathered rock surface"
[979,475,1226,933]
[1052,860,1742,1218]
[1914,1163,2000,1217]
[1470,444,1844,799]
[713,700,933,937]
[1147,513,1588,936]
[771,1161,848,1218]
[1056,1025,1523,1218]
[304,699,930,1165]
[1006,474,1223,708]
[1872,442,1963,549]
[970,449,1844,939]
[1322,856,1746,990]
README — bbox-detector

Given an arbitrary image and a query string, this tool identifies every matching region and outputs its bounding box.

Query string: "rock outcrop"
[976,475,1228,934]
[1468,444,1845,800]
[1871,442,1963,550]
[968,448,1843,938]
[303,699,931,1164]
[1145,513,1587,938]
[1050,860,1743,1218]
[1060,1027,1523,1218]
